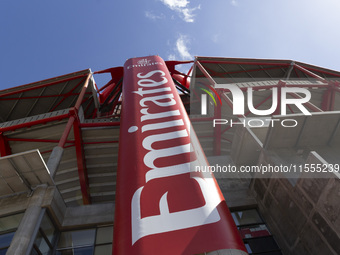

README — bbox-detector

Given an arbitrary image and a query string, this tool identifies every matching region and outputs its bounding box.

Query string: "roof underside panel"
[0,69,96,122]
[196,57,340,81]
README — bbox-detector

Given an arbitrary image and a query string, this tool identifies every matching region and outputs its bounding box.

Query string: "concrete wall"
[250,151,340,255]
[0,185,114,255]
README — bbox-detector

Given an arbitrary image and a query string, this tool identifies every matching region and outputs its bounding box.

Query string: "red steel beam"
[58,115,76,148]
[57,73,92,205]
[330,88,336,111]
[0,113,69,133]
[287,104,295,114]
[83,140,119,145]
[199,59,291,67]
[195,60,217,85]
[0,132,12,156]
[6,137,74,144]
[73,117,91,205]
[40,144,75,155]
[288,92,322,112]
[214,91,222,155]
[245,94,273,116]
[0,73,89,98]
[49,77,88,112]
[321,86,333,111]
[218,83,328,93]
[294,64,327,83]
[80,122,120,128]
[293,67,300,78]
[0,92,92,101]
[57,111,91,204]
[322,81,340,111]
[298,65,340,78]
[75,74,92,110]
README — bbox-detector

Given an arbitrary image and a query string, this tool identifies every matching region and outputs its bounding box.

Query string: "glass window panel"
[34,231,51,255]
[95,244,112,255]
[56,249,73,255]
[56,247,94,255]
[245,236,280,253]
[231,209,263,226]
[96,226,113,245]
[31,246,40,255]
[40,214,56,244]
[58,229,96,249]
[0,213,24,232]
[0,249,8,255]
[0,232,15,248]
[74,246,94,255]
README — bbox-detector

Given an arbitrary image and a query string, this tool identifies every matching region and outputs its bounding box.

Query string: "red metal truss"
[195,60,217,85]
[0,132,11,156]
[49,77,89,112]
[245,94,273,116]
[288,92,322,112]
[7,138,74,144]
[73,116,91,205]
[294,64,327,83]
[0,71,90,98]
[56,73,92,205]
[214,90,222,155]
[321,81,338,111]
[195,58,340,83]
[165,60,193,89]
[298,65,340,78]
[198,59,291,67]
[194,60,334,153]
[0,113,70,133]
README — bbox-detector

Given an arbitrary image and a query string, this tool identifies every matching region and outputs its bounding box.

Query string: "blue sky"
[1,0,340,89]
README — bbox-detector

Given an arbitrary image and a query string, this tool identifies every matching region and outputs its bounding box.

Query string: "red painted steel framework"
[194,58,340,155]
[1,56,340,254]
[1,57,339,204]
[0,60,192,206]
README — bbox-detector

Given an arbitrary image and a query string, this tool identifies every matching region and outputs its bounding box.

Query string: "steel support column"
[73,116,91,205]
[0,132,11,157]
[321,81,336,111]
[294,64,327,83]
[214,91,222,155]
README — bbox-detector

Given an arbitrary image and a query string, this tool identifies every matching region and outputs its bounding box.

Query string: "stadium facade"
[0,56,339,255]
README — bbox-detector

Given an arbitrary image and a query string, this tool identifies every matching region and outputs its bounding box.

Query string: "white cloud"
[168,54,176,60]
[145,11,165,20]
[231,0,238,6]
[176,35,192,60]
[162,0,189,8]
[160,0,200,22]
[212,33,221,43]
[167,35,193,61]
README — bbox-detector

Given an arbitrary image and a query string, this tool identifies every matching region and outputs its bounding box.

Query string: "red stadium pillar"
[113,56,247,255]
